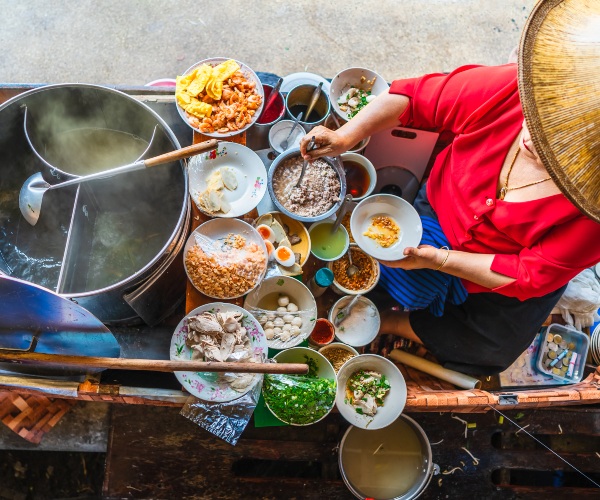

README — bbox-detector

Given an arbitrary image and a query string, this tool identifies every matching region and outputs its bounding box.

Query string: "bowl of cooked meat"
[268,148,347,223]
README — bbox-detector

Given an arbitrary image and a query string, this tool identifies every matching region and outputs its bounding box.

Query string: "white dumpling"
[282,324,292,332]
[283,314,295,324]
[287,303,299,312]
[290,325,301,337]
[266,313,276,321]
[277,295,290,307]
[265,328,275,340]
[257,314,268,325]
[291,317,303,327]
[264,321,274,329]
[273,317,285,327]
[277,306,288,313]
[279,330,291,342]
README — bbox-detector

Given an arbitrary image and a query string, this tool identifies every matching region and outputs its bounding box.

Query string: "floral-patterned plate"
[188,141,267,218]
[170,302,268,402]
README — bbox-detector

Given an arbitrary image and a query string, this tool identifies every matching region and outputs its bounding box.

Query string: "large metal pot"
[0,84,189,325]
[339,414,435,500]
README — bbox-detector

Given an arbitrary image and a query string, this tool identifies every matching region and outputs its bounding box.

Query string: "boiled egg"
[274,245,295,267]
[264,240,275,260]
[256,224,276,243]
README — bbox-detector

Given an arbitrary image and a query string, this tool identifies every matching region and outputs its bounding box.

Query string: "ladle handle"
[0,351,309,375]
[331,194,354,234]
[144,139,219,167]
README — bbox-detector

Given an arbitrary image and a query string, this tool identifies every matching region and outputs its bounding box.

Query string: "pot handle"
[143,139,218,167]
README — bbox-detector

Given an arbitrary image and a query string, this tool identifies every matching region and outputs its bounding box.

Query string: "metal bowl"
[267,147,347,223]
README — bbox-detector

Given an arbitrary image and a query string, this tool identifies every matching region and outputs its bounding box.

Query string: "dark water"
[343,160,370,198]
[288,104,322,124]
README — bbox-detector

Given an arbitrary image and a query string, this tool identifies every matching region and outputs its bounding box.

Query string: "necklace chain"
[499,148,552,200]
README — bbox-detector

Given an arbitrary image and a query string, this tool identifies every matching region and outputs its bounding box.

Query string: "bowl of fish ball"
[328,244,380,296]
[263,347,337,426]
[335,354,406,430]
[268,147,347,223]
[184,218,268,299]
[244,276,317,349]
[329,67,389,121]
[350,193,422,261]
[175,57,264,137]
[318,343,359,375]
[188,141,268,218]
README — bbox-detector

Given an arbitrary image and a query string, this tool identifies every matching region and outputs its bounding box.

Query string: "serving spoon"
[19,139,218,226]
[346,247,359,278]
[279,111,304,151]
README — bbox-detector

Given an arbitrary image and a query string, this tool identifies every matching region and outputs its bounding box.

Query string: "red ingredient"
[310,318,335,345]
[257,86,285,124]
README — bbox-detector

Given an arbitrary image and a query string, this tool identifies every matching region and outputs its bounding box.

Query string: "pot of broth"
[0,84,190,325]
[339,414,435,499]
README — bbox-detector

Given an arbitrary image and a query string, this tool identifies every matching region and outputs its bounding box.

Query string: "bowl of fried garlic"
[175,57,265,138]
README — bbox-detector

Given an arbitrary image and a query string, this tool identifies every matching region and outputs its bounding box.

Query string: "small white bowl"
[329,67,389,121]
[340,152,377,201]
[308,219,350,262]
[327,244,381,296]
[329,295,380,347]
[268,119,304,154]
[264,347,337,426]
[319,343,360,374]
[350,194,422,261]
[335,354,407,430]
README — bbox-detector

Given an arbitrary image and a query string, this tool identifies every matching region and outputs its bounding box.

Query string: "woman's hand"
[299,126,351,160]
[379,245,446,270]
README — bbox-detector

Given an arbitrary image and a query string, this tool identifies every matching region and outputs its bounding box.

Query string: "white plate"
[350,194,422,261]
[335,354,407,430]
[169,302,268,402]
[176,57,264,138]
[281,72,331,94]
[188,142,267,218]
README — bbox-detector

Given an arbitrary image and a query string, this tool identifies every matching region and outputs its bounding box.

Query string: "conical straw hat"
[518,0,600,223]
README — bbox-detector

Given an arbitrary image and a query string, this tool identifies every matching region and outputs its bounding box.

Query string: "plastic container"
[535,323,590,384]
[307,268,334,297]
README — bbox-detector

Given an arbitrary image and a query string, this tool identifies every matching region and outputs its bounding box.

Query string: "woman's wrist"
[434,246,450,271]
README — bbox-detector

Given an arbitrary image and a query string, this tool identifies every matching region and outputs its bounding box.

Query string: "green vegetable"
[263,374,336,425]
[304,355,319,378]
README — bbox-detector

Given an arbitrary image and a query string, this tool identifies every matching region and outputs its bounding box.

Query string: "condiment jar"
[308,318,336,348]
[307,268,334,298]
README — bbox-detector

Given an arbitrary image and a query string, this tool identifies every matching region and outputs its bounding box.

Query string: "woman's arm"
[380,245,515,290]
[299,90,409,160]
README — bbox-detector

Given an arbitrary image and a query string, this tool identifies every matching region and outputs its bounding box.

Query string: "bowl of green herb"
[263,347,337,426]
[336,354,406,430]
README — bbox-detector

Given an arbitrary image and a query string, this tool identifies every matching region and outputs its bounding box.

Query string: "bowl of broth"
[308,219,350,262]
[340,153,377,201]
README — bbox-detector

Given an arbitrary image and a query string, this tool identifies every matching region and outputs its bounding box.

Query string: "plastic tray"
[535,323,589,384]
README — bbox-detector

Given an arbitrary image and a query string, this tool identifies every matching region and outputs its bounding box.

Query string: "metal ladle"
[19,138,218,226]
[295,135,316,188]
[331,194,354,234]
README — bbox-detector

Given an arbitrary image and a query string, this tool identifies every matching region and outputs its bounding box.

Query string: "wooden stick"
[0,351,308,375]
[143,139,218,167]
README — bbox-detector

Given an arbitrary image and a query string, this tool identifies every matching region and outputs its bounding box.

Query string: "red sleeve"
[490,216,600,300]
[389,64,518,134]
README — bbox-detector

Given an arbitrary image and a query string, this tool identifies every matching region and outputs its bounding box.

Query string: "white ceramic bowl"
[329,295,380,347]
[184,218,268,299]
[350,194,422,261]
[264,347,337,426]
[340,152,377,201]
[335,354,407,430]
[244,275,317,349]
[176,57,264,138]
[268,119,305,154]
[329,67,389,121]
[319,343,360,375]
[308,219,350,262]
[188,141,267,218]
[169,302,268,402]
[327,244,381,296]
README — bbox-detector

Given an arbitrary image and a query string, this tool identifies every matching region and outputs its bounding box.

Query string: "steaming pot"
[0,84,190,325]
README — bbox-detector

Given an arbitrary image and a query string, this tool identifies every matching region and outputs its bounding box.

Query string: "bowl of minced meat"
[268,148,347,222]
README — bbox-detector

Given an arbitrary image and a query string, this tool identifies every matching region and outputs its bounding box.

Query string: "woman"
[300,0,600,375]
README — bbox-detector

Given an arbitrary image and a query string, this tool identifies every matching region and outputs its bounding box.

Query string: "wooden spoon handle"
[0,351,308,375]
[143,139,218,168]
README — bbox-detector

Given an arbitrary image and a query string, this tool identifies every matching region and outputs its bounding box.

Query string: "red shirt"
[390,64,600,301]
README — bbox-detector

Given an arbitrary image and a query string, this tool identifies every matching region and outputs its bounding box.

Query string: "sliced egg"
[256,224,276,243]
[275,245,295,267]
[264,240,275,260]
